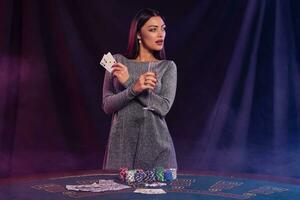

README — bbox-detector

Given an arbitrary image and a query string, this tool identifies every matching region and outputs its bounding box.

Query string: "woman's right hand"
[133,72,157,93]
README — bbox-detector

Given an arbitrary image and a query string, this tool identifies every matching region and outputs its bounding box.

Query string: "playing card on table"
[100,52,116,73]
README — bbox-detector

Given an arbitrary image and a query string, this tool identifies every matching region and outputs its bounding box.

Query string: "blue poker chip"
[164,169,174,181]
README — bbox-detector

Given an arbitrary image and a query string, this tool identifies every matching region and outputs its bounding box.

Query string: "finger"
[112,63,127,71]
[112,69,120,75]
[145,74,157,81]
[112,65,123,71]
[144,79,156,87]
[144,78,157,87]
[111,66,124,74]
[144,72,156,77]
[112,62,122,67]
[145,76,157,83]
[144,85,155,90]
[145,73,156,77]
[112,71,120,77]
[144,80,156,86]
[147,82,156,88]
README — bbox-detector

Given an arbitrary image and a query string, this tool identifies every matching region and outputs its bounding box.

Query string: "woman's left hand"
[111,62,129,85]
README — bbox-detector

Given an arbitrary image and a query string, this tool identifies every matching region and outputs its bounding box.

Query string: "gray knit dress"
[102,54,177,170]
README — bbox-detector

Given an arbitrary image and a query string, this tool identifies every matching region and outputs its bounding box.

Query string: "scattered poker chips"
[144,170,156,183]
[119,168,127,182]
[163,170,173,182]
[169,168,177,180]
[119,167,177,184]
[126,170,136,184]
[134,170,146,183]
[155,167,165,182]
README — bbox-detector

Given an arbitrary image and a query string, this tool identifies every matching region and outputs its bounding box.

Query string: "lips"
[155,40,164,45]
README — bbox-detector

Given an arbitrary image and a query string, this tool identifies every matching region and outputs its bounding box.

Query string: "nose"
[158,29,165,38]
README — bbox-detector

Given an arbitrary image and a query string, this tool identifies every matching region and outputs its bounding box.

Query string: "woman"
[102,8,177,170]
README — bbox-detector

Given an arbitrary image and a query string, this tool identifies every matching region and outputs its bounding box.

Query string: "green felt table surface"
[1,171,300,200]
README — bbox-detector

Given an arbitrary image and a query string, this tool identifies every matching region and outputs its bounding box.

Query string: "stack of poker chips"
[119,167,177,185]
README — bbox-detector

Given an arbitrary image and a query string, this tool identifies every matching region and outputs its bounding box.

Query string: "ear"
[137,33,141,40]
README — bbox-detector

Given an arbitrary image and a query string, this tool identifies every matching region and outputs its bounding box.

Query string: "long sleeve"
[102,70,137,115]
[137,61,177,117]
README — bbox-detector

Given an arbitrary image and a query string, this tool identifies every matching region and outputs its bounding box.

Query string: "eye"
[162,26,167,32]
[149,28,157,32]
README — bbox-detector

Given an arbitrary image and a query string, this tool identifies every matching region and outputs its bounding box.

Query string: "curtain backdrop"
[1,0,299,178]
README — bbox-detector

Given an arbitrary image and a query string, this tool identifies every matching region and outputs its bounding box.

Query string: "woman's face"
[138,16,166,52]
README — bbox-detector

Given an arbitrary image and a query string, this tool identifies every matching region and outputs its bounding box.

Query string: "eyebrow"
[147,24,166,28]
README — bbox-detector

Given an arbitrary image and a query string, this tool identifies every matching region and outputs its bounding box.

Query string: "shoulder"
[160,59,177,70]
[160,59,176,65]
[158,60,177,78]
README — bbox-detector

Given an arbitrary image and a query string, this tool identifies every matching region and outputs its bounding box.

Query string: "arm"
[137,61,177,117]
[102,70,137,115]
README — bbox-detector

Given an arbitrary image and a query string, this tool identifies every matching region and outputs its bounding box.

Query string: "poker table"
[1,170,300,200]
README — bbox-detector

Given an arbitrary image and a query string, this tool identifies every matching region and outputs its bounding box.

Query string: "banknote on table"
[134,188,167,194]
[66,179,130,193]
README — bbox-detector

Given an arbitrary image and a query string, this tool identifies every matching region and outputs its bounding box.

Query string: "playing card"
[100,52,116,73]
[100,54,110,72]
[100,54,108,68]
[106,52,115,63]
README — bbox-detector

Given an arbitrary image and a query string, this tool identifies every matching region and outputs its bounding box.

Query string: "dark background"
[1,0,300,178]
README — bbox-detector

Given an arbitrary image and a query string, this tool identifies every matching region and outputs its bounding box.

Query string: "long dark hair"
[125,8,166,60]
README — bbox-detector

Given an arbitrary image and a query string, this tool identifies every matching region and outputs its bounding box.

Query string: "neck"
[136,44,157,62]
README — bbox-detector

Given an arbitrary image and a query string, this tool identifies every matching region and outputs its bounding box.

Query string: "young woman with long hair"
[102,8,177,170]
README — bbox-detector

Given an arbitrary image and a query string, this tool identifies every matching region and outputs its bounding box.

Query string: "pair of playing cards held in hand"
[100,52,116,73]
